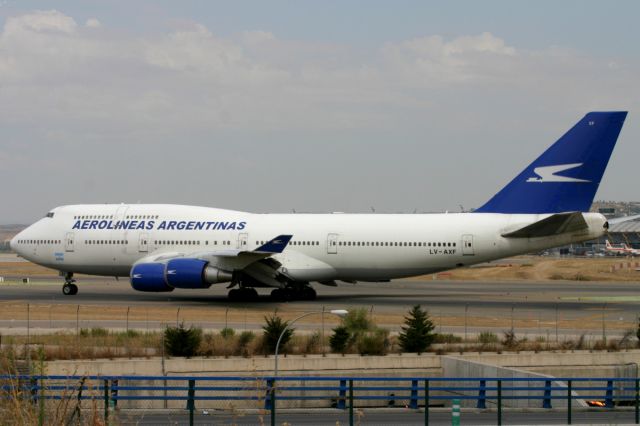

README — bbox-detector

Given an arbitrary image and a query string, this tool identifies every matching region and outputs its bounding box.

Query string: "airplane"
[605,239,640,256]
[10,111,631,301]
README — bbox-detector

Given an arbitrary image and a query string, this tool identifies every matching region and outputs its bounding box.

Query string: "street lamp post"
[270,309,348,426]
[274,309,348,377]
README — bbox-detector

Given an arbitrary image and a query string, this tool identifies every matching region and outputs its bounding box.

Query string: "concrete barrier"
[441,356,586,408]
[43,351,640,410]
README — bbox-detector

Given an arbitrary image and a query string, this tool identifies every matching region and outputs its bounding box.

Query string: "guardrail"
[1,375,639,425]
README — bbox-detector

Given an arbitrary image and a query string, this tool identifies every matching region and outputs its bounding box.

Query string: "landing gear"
[301,286,317,301]
[270,285,317,301]
[62,283,78,295]
[62,272,78,296]
[227,287,259,302]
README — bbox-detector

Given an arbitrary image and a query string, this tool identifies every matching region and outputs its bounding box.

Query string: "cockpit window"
[45,212,54,218]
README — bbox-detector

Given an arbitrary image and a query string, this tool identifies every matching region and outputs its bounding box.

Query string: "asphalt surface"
[1,276,640,336]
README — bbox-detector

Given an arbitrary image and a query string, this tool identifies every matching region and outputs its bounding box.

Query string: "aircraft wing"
[501,212,588,238]
[135,235,292,272]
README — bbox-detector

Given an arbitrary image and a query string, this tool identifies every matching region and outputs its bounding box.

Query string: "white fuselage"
[11,204,607,283]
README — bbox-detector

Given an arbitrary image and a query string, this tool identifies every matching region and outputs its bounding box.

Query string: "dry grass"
[425,256,640,282]
[2,330,161,361]
[0,352,106,425]
[0,261,64,277]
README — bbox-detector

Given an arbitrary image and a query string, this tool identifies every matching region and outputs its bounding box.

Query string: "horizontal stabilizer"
[608,214,640,226]
[502,212,588,238]
[255,235,293,253]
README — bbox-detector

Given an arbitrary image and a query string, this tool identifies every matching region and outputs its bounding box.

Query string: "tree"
[398,305,435,353]
[262,314,294,353]
[329,326,351,353]
[164,323,202,357]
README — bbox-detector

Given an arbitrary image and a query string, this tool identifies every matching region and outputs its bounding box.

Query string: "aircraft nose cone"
[10,231,24,255]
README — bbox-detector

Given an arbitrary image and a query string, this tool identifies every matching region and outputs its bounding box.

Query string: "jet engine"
[130,259,233,292]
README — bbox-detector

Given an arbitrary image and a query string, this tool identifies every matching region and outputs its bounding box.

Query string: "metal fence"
[1,375,640,425]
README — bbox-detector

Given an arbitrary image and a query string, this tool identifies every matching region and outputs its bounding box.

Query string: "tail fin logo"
[526,163,591,183]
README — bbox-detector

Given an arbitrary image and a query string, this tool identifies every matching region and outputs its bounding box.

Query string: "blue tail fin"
[475,111,627,214]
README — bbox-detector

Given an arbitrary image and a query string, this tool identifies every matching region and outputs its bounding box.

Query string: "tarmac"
[0,275,639,338]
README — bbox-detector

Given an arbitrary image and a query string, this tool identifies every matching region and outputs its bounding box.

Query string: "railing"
[1,375,639,426]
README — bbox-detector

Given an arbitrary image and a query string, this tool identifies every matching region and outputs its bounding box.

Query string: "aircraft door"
[138,232,149,253]
[237,233,248,250]
[65,232,75,252]
[114,205,129,222]
[112,205,129,252]
[462,234,474,256]
[327,233,338,254]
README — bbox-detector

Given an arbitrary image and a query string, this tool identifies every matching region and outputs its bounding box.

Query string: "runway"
[1,276,639,338]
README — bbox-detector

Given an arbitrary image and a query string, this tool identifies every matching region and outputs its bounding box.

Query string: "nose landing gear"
[62,272,78,295]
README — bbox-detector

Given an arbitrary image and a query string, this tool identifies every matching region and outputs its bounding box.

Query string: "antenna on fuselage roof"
[370,206,375,213]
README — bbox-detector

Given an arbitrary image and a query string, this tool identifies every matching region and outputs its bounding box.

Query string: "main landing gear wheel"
[300,286,317,301]
[228,287,259,302]
[270,286,317,301]
[270,288,291,302]
[62,272,78,296]
[62,283,78,295]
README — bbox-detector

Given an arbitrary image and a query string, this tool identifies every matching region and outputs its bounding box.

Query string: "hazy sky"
[1,1,639,223]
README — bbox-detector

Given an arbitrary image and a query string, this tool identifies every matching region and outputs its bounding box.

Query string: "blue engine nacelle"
[130,259,233,292]
[130,263,173,292]
[166,258,212,289]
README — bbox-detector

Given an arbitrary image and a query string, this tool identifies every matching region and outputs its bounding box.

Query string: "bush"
[398,305,435,353]
[305,331,322,353]
[262,314,293,353]
[164,323,202,357]
[220,327,235,339]
[124,329,140,338]
[433,333,463,344]
[478,331,498,344]
[343,309,372,334]
[502,329,518,349]
[357,328,389,356]
[238,331,255,346]
[89,327,108,337]
[198,333,216,357]
[237,331,256,357]
[329,326,351,353]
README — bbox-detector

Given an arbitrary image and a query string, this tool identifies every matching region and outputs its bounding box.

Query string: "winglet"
[255,235,293,253]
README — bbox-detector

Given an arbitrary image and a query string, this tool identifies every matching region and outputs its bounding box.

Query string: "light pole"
[274,309,348,377]
[270,309,348,426]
